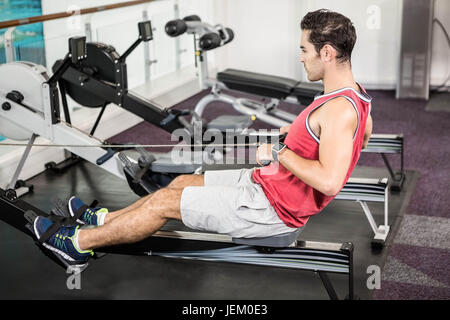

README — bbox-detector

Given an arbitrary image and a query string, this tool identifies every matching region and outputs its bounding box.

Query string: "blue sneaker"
[33,216,93,268]
[68,196,108,226]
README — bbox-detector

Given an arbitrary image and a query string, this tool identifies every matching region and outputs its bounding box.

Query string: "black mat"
[0,160,417,300]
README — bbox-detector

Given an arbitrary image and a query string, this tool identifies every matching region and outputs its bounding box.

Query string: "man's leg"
[77,187,184,250]
[103,174,204,224]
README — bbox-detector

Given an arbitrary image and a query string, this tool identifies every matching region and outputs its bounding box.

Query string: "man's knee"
[168,174,204,188]
[142,188,183,220]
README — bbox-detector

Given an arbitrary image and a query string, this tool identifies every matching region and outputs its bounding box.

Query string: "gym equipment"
[0,37,127,201]
[165,16,406,190]
[52,20,254,151]
[0,187,355,300]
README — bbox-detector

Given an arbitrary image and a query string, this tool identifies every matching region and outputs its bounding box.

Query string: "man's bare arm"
[275,97,357,196]
[362,114,373,149]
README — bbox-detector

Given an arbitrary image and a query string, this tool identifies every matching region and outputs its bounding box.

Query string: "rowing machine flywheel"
[53,42,123,108]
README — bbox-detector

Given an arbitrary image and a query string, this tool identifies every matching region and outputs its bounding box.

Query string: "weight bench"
[216,68,321,105]
[193,68,321,128]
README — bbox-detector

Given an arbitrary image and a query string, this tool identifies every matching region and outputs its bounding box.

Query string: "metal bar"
[142,10,151,82]
[89,103,108,136]
[4,27,16,62]
[174,1,181,71]
[317,271,339,300]
[0,0,155,30]
[58,80,72,124]
[381,153,396,180]
[358,200,379,235]
[384,185,389,227]
[346,247,354,300]
[7,134,38,190]
[370,134,403,140]
[85,22,92,43]
[120,39,143,63]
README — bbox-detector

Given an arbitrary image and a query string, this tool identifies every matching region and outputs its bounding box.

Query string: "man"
[33,9,373,268]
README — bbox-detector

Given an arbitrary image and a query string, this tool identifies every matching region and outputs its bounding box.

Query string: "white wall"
[214,0,302,80]
[214,0,449,90]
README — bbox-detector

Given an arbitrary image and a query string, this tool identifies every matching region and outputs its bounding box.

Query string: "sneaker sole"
[33,218,87,268]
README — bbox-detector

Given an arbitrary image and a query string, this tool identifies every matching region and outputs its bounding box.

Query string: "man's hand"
[256,143,274,166]
[362,114,372,149]
[280,125,291,134]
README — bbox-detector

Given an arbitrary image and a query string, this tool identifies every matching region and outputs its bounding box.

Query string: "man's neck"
[322,63,359,94]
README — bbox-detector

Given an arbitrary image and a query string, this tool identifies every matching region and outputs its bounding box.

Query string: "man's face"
[299,30,324,82]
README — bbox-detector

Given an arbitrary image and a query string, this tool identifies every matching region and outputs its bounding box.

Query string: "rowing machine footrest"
[232,227,303,248]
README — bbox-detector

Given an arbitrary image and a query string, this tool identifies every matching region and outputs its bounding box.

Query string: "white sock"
[71,228,85,252]
[96,209,108,226]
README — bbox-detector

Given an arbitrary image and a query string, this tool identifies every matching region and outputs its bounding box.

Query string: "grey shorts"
[180,168,296,238]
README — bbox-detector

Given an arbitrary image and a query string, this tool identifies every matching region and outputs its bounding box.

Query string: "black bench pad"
[292,82,324,106]
[217,68,299,99]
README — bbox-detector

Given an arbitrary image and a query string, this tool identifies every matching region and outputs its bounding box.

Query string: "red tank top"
[253,84,372,228]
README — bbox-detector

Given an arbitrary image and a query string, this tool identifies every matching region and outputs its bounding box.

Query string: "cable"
[431,18,450,92]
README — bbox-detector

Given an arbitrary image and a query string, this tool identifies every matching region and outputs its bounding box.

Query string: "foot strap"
[37,215,76,244]
[73,204,89,222]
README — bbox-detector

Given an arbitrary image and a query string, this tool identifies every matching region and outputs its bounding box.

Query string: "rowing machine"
[0,186,355,300]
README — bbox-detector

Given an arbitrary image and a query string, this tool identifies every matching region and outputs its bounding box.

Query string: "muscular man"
[33,9,373,268]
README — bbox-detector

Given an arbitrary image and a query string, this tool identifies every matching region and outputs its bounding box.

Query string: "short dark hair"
[301,9,356,63]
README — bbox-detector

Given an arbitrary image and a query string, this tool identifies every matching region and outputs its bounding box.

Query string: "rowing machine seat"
[232,227,303,248]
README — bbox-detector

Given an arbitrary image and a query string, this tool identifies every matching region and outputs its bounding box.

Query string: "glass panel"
[0,34,4,64]
[148,10,178,79]
[0,0,45,64]
[12,23,47,66]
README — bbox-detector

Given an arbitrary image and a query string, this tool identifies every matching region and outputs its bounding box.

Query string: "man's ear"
[320,44,336,62]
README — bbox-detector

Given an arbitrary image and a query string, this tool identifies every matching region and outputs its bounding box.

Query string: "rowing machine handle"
[260,160,271,166]
[259,134,287,167]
